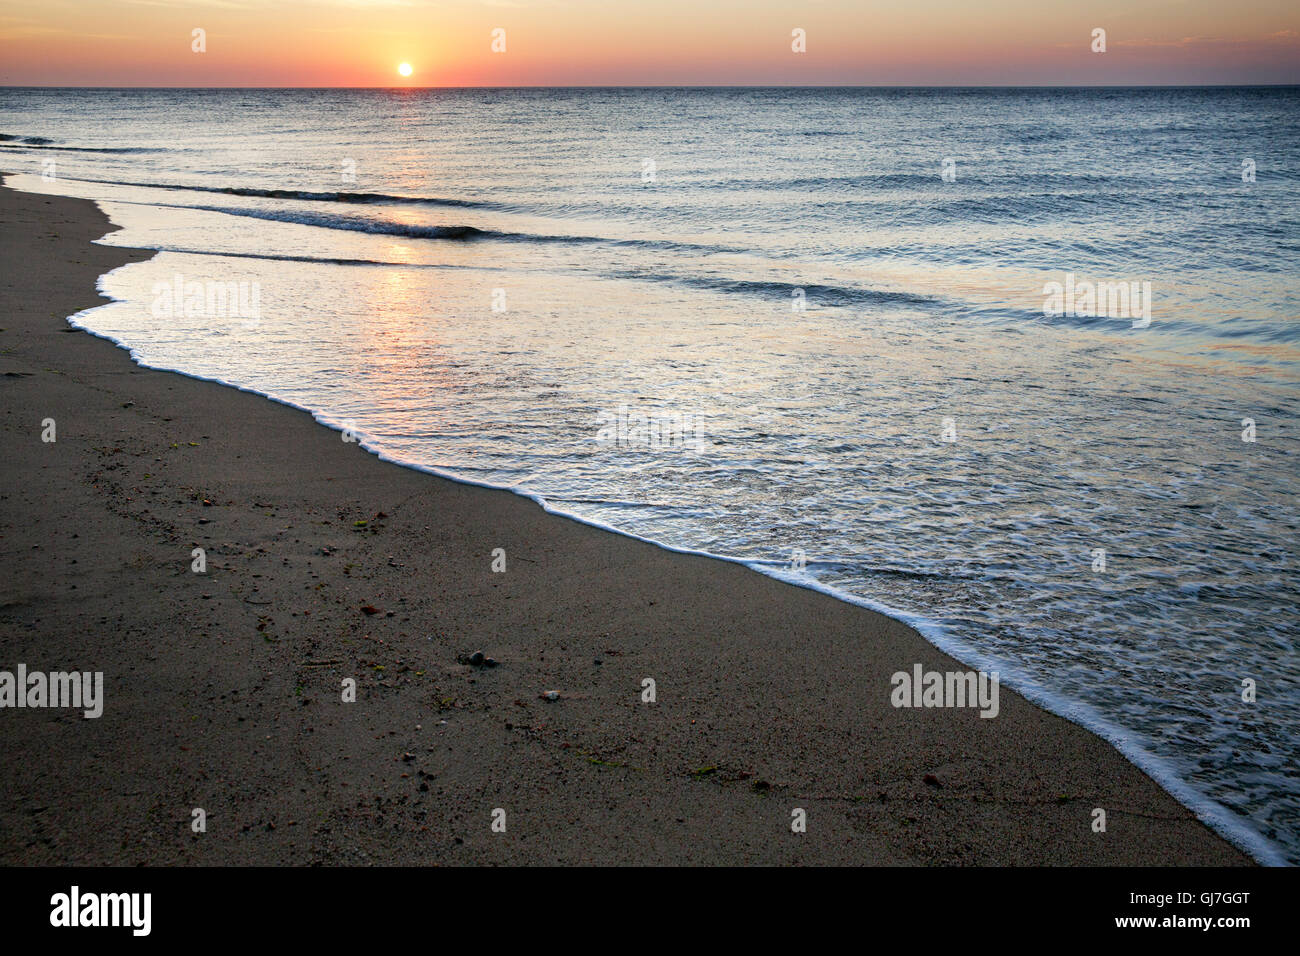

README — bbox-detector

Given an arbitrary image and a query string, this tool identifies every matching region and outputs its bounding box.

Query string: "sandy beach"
[0,178,1252,865]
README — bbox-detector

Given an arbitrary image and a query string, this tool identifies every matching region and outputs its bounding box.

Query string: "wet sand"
[0,179,1251,865]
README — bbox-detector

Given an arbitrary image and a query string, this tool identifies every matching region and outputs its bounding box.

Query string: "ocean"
[2,86,1297,863]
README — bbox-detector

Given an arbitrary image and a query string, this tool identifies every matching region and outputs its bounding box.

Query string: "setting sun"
[397,62,413,78]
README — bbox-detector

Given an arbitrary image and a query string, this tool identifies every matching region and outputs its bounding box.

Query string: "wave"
[52,173,511,211]
[162,201,576,242]
[714,171,1124,191]
[214,186,499,207]
[99,206,945,311]
[0,141,161,153]
[99,197,503,241]
[611,271,938,309]
[136,246,464,268]
[129,198,752,257]
[129,236,940,310]
[58,170,1131,216]
[100,205,1210,326]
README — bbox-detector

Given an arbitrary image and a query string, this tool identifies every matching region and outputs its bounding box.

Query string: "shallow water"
[3,87,1297,863]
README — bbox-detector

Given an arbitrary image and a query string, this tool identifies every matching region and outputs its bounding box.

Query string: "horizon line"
[4,83,1299,91]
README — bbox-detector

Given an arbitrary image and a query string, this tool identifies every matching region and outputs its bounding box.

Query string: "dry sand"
[0,179,1251,865]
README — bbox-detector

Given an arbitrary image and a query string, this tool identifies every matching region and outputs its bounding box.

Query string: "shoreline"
[0,177,1256,865]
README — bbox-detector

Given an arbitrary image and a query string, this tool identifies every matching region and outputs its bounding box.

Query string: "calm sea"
[3,87,1297,863]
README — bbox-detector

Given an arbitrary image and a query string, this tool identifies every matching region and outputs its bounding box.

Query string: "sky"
[1,0,1298,87]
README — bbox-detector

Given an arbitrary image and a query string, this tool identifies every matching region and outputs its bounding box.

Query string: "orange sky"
[2,0,1298,86]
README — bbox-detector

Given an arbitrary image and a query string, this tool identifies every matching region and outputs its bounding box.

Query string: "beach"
[0,179,1253,865]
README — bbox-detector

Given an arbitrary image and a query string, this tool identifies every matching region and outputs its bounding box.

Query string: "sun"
[397,62,413,78]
